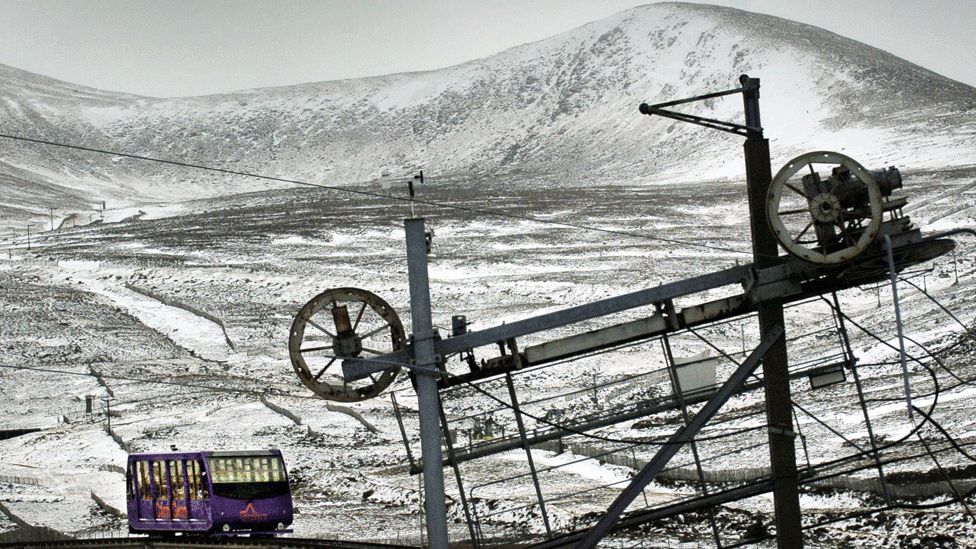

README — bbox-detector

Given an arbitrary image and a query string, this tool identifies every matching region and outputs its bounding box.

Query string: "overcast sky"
[1,0,974,97]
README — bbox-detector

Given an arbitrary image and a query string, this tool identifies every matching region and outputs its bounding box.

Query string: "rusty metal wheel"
[767,151,883,264]
[289,287,405,402]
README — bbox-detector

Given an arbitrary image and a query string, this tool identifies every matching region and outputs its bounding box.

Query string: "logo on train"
[155,501,188,519]
[239,503,268,521]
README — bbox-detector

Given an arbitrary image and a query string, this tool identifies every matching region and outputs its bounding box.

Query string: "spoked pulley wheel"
[767,151,883,264]
[289,287,405,402]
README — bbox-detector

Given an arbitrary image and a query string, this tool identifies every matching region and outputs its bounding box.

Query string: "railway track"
[0,536,417,549]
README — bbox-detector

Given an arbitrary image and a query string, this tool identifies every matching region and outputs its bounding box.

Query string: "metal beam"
[574,324,783,548]
[524,313,667,364]
[343,264,752,381]
[506,371,553,538]
[348,240,943,384]
[438,264,750,355]
[527,480,775,549]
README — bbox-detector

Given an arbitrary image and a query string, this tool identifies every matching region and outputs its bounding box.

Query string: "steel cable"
[0,132,757,258]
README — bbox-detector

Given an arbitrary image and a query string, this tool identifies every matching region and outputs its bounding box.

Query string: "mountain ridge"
[1,2,974,223]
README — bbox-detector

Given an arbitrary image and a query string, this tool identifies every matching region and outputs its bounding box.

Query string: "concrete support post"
[405,217,449,548]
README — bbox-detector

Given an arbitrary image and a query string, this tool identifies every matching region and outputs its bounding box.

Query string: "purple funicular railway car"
[126,449,293,536]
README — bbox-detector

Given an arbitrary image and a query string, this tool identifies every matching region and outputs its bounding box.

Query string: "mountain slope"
[1,2,974,219]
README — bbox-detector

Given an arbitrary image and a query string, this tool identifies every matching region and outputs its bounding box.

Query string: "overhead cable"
[0,132,756,257]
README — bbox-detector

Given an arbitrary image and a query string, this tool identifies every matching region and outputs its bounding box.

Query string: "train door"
[185,458,211,525]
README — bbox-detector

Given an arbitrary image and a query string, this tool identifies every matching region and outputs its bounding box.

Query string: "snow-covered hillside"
[1,2,975,223]
[2,4,976,544]
[3,169,976,545]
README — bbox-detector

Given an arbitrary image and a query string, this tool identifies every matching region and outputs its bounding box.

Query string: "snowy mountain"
[4,4,976,545]
[1,1,975,219]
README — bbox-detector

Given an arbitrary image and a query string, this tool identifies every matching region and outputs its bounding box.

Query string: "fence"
[125,283,236,350]
[532,439,976,499]
[260,395,378,435]
[90,491,125,518]
[260,395,303,425]
[99,464,126,475]
[105,423,132,453]
[0,474,39,486]
[0,524,73,544]
[87,365,115,398]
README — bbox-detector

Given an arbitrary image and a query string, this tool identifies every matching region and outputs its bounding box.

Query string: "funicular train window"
[169,460,185,500]
[130,464,139,499]
[188,459,208,500]
[219,458,229,482]
[211,457,229,483]
[213,458,227,482]
[215,458,228,482]
[138,461,151,500]
[270,457,282,482]
[253,456,283,482]
[209,454,289,499]
[187,460,197,499]
[198,460,210,498]
[152,461,169,500]
[210,458,221,483]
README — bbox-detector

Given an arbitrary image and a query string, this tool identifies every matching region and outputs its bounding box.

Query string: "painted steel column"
[831,291,892,503]
[660,335,722,547]
[438,400,481,548]
[884,234,913,421]
[405,217,449,548]
[505,372,553,537]
[741,75,803,548]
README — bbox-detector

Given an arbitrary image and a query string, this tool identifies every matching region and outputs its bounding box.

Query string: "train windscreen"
[208,455,289,500]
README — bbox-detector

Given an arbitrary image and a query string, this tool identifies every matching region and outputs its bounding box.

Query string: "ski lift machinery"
[287,75,959,548]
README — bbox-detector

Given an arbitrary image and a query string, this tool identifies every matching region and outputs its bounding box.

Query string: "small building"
[673,353,719,396]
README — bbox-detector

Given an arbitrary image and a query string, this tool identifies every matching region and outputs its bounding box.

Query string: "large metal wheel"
[289,288,405,402]
[767,151,883,264]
